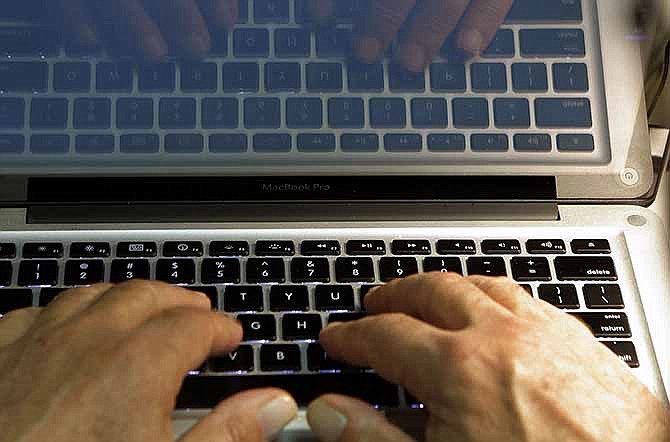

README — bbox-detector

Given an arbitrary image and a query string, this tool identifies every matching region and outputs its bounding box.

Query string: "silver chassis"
[1,204,668,439]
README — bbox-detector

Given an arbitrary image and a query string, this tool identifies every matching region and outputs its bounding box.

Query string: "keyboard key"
[385,134,422,152]
[494,98,530,128]
[165,134,204,154]
[64,260,105,286]
[511,257,551,281]
[316,28,351,57]
[335,257,375,283]
[482,29,514,57]
[265,62,301,92]
[359,285,381,308]
[430,63,466,92]
[471,134,509,152]
[482,240,521,254]
[557,134,594,152]
[181,63,218,92]
[392,240,431,255]
[224,286,264,312]
[389,64,425,92]
[210,241,250,257]
[201,98,238,129]
[110,259,150,282]
[74,98,111,129]
[328,312,366,323]
[247,258,286,283]
[210,134,248,153]
[555,257,617,281]
[452,98,489,128]
[176,373,399,408]
[223,63,260,92]
[201,356,245,381]
[571,312,631,338]
[54,62,91,92]
[0,289,33,314]
[328,98,364,129]
[256,241,295,256]
[209,27,229,55]
[348,63,384,92]
[275,28,310,57]
[466,257,506,276]
[315,285,355,311]
[23,243,63,258]
[553,63,588,92]
[116,98,154,130]
[31,99,68,129]
[538,284,579,309]
[514,134,552,152]
[209,345,254,372]
[571,239,611,254]
[308,343,351,371]
[520,29,585,57]
[120,134,159,154]
[380,258,419,281]
[18,261,58,286]
[0,62,48,92]
[505,0,582,23]
[602,341,639,368]
[291,258,330,282]
[302,241,341,256]
[245,98,281,129]
[287,98,323,129]
[253,134,292,152]
[346,240,385,255]
[255,0,289,23]
[201,259,241,284]
[96,63,133,92]
[269,285,309,311]
[159,98,196,129]
[423,257,463,274]
[341,134,379,152]
[471,63,507,92]
[428,134,466,152]
[307,63,343,92]
[0,27,60,56]
[234,28,270,57]
[526,239,566,254]
[0,262,11,286]
[237,0,249,22]
[239,314,277,341]
[75,135,114,154]
[583,284,624,309]
[138,63,175,92]
[297,133,336,152]
[156,259,196,284]
[30,135,69,154]
[512,63,548,92]
[39,288,65,306]
[188,286,219,310]
[412,98,448,128]
[370,98,406,128]
[0,244,17,259]
[282,314,322,340]
[0,98,25,129]
[260,344,301,371]
[117,242,157,258]
[164,242,203,257]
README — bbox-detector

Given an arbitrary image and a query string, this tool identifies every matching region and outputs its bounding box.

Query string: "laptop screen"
[0,0,656,204]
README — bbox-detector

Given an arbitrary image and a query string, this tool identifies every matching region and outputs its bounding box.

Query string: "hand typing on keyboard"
[309,273,670,442]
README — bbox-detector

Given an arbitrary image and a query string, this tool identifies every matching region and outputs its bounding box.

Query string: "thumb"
[307,394,417,442]
[178,388,298,442]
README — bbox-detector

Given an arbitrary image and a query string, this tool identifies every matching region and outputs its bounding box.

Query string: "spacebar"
[177,374,400,409]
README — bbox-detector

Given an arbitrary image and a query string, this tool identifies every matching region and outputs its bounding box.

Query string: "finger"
[93,0,168,62]
[354,0,416,63]
[50,0,99,48]
[455,0,514,55]
[39,283,114,326]
[0,307,42,347]
[198,0,237,29]
[85,280,212,331]
[308,394,416,442]
[125,307,242,389]
[308,0,336,23]
[396,0,471,72]
[320,313,447,401]
[179,388,297,442]
[465,275,538,316]
[147,0,212,58]
[365,272,507,329]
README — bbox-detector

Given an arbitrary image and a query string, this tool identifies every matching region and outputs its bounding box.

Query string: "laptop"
[0,0,668,439]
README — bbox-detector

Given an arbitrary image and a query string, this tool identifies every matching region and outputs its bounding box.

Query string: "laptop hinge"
[25,202,560,224]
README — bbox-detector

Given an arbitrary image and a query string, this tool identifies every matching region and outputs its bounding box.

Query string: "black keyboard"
[0,235,641,408]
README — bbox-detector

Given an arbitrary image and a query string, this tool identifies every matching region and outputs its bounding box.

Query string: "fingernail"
[396,42,426,73]
[355,36,382,63]
[257,395,298,439]
[307,399,348,442]
[459,29,484,55]
[185,33,209,56]
[146,34,167,59]
[79,25,98,46]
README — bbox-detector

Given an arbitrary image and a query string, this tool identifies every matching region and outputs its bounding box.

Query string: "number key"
[201,259,241,284]
[291,258,330,283]
[64,260,105,286]
[379,257,418,281]
[110,259,150,282]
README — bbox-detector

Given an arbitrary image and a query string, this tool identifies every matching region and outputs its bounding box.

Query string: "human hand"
[0,281,298,442]
[309,0,514,71]
[46,0,238,61]
[308,273,670,442]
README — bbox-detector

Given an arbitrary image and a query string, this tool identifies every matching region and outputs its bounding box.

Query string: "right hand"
[308,273,670,442]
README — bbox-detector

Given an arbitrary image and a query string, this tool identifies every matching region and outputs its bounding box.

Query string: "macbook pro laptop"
[0,0,668,439]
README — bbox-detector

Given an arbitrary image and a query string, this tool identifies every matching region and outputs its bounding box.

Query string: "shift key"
[555,256,617,281]
[571,312,631,338]
[535,98,592,128]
